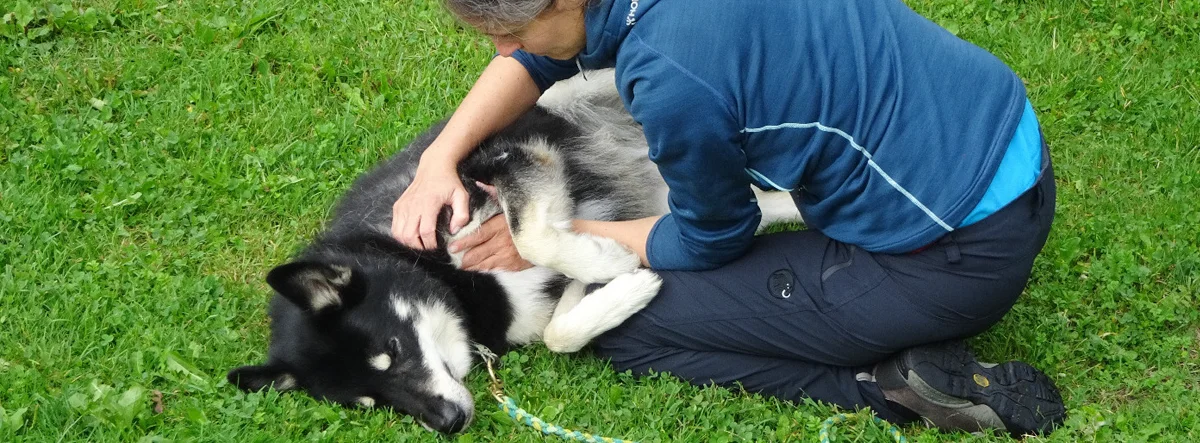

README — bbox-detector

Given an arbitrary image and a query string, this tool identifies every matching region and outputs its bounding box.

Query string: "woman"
[392,0,1065,436]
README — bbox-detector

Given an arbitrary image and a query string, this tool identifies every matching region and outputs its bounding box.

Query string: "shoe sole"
[878,341,1066,437]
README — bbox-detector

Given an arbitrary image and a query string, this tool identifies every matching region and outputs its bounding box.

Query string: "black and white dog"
[228,70,800,433]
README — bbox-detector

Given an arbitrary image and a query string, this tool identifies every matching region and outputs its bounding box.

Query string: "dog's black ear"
[227,364,298,392]
[266,261,365,313]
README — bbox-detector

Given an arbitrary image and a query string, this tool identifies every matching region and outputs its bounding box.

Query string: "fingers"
[457,239,500,269]
[462,247,534,272]
[450,215,505,253]
[391,198,420,249]
[470,254,534,273]
[390,168,469,250]
[449,187,471,234]
[416,213,439,251]
[452,215,533,272]
[391,196,440,250]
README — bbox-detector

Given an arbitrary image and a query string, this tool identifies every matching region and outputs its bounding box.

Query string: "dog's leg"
[542,269,662,353]
[498,149,641,283]
[507,195,641,283]
[550,280,587,323]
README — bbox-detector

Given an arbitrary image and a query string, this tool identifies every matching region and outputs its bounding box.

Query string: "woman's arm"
[572,217,661,268]
[392,56,542,249]
[417,56,542,167]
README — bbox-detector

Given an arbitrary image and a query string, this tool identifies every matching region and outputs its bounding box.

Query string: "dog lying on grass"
[228,70,800,433]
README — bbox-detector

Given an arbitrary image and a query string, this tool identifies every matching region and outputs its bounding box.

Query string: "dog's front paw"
[543,323,588,353]
[608,269,663,310]
[543,269,662,353]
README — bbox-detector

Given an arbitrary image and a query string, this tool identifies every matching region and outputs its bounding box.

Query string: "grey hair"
[443,0,599,30]
[443,0,555,29]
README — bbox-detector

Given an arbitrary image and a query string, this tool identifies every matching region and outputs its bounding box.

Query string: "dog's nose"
[428,402,471,434]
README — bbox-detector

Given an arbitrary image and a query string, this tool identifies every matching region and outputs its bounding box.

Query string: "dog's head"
[228,259,476,433]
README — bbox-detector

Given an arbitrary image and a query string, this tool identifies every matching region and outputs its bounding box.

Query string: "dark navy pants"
[592,155,1056,423]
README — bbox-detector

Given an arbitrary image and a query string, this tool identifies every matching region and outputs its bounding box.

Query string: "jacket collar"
[576,0,650,68]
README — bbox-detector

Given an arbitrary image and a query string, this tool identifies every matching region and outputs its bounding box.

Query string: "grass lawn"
[2,0,1198,441]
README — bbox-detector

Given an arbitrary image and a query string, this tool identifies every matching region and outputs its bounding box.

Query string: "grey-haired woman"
[392,0,1065,436]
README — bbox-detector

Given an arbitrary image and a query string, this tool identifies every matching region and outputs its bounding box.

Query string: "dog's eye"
[368,353,391,371]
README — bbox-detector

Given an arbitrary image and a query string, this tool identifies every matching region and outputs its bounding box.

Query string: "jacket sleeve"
[508,51,580,92]
[626,67,761,271]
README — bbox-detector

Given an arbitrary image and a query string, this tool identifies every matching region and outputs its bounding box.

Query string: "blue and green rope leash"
[477,344,635,443]
[475,344,906,443]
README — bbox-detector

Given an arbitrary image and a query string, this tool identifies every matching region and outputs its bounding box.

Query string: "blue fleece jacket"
[513,0,1030,271]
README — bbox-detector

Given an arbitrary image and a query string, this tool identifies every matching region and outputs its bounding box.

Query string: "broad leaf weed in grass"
[2,0,1198,441]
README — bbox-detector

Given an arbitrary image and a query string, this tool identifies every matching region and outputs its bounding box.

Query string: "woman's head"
[443,0,592,59]
[443,0,555,29]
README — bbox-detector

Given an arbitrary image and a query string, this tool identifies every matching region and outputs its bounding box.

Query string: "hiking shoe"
[874,340,1066,437]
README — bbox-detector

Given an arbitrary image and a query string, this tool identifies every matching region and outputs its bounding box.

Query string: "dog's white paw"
[543,322,589,353]
[543,269,663,353]
[612,269,663,309]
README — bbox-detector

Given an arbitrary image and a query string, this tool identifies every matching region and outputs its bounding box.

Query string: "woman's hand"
[391,158,471,250]
[388,55,544,252]
[450,214,534,272]
[390,57,542,250]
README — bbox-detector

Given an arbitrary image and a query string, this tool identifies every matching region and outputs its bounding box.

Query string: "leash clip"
[472,343,506,403]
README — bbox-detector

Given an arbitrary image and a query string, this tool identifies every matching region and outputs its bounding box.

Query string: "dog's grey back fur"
[537,73,666,220]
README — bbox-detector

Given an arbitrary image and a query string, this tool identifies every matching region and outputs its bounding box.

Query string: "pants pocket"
[816,243,888,312]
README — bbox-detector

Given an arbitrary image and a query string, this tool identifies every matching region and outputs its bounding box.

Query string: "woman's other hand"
[450,214,534,272]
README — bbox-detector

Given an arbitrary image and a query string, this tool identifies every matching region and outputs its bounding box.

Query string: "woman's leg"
[591,162,1059,429]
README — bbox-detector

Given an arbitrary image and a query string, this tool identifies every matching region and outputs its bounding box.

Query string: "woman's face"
[476,1,587,60]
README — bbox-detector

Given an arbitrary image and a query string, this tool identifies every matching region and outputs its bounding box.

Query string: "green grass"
[1,0,1197,441]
